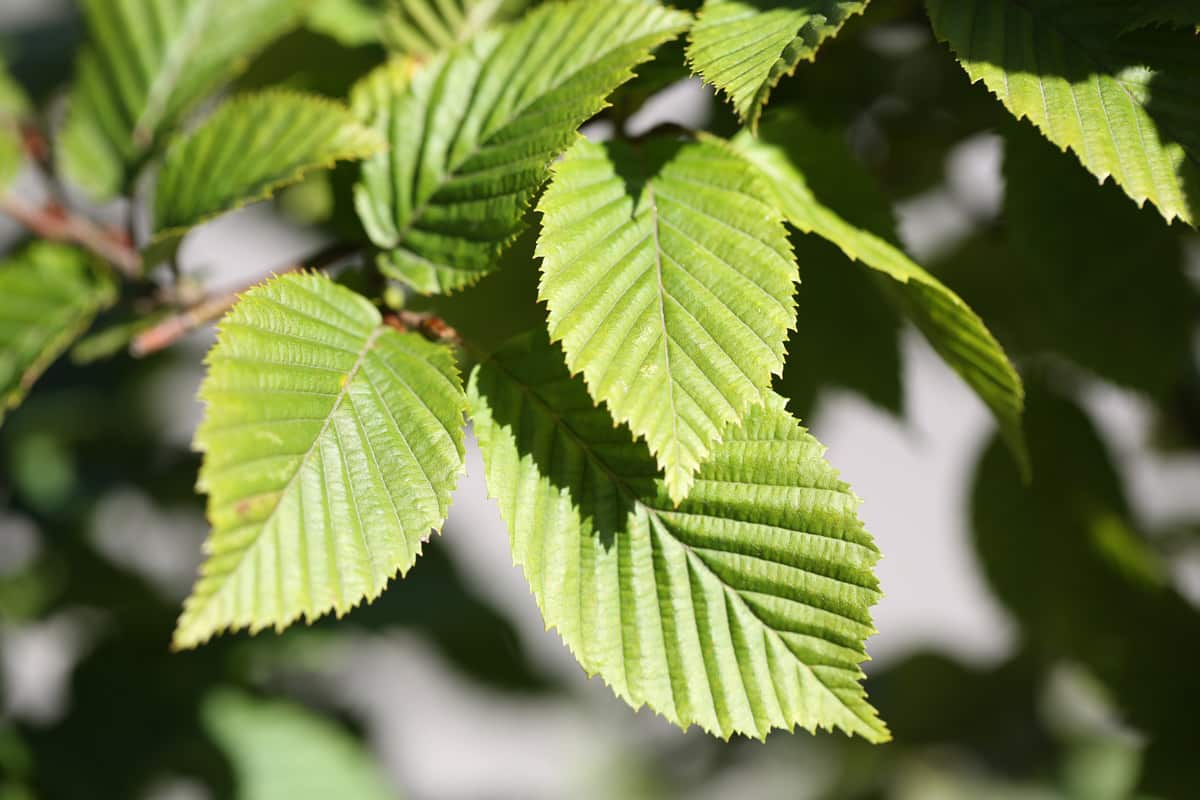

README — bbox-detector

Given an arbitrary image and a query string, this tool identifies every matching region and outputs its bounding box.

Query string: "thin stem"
[129,242,359,357]
[0,193,142,278]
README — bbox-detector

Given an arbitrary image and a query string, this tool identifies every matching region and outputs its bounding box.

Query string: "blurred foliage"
[0,0,1197,798]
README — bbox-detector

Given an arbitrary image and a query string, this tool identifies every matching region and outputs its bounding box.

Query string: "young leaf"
[307,0,387,47]
[147,92,384,264]
[686,0,869,129]
[732,116,1028,473]
[58,0,308,200]
[174,273,468,649]
[352,0,691,293]
[469,331,888,742]
[381,0,528,56]
[0,244,116,427]
[925,0,1200,227]
[0,57,30,190]
[537,137,798,504]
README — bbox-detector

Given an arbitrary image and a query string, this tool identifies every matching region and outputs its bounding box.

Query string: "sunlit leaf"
[538,136,798,503]
[469,331,888,741]
[174,273,468,649]
[352,0,690,293]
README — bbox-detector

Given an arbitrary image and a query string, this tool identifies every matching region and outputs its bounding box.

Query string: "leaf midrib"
[191,323,387,623]
[483,355,876,731]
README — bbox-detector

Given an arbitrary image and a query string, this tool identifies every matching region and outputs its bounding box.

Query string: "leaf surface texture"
[538,137,798,503]
[469,332,887,741]
[175,273,468,648]
[352,0,690,293]
[926,0,1200,226]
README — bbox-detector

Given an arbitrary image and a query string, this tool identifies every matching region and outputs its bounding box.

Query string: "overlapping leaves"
[174,273,468,649]
[687,0,869,128]
[352,0,690,293]
[59,0,308,200]
[733,113,1027,470]
[148,92,383,264]
[469,331,888,741]
[926,0,1200,226]
[0,244,115,427]
[537,136,798,503]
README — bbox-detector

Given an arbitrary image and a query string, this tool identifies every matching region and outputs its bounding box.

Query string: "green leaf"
[307,0,387,47]
[925,0,1200,227]
[381,0,528,56]
[468,331,888,742]
[204,689,397,800]
[174,273,468,649]
[538,137,798,504]
[0,244,116,427]
[352,0,691,293]
[733,113,1028,474]
[147,92,384,264]
[686,0,869,128]
[0,58,30,190]
[58,0,308,200]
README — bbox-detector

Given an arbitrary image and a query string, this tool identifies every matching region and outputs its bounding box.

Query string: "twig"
[384,309,462,347]
[0,193,142,278]
[129,243,358,357]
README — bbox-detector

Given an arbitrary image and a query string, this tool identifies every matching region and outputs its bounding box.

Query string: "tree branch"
[129,243,359,357]
[0,193,142,278]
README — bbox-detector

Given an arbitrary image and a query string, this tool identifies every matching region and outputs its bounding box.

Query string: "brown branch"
[0,193,142,278]
[129,243,358,357]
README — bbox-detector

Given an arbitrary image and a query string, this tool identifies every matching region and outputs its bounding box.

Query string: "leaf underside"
[926,0,1200,227]
[537,136,798,504]
[686,0,869,129]
[59,0,307,200]
[352,0,691,294]
[148,91,383,264]
[175,273,468,649]
[469,331,888,742]
[733,115,1028,473]
[0,244,116,427]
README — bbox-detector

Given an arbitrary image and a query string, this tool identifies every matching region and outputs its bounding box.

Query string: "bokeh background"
[2,1,1200,798]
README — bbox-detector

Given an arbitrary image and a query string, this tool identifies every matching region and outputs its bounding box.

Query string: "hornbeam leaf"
[352,0,691,294]
[468,331,888,742]
[381,0,529,57]
[733,114,1027,472]
[58,0,308,200]
[174,273,468,649]
[537,137,798,504]
[148,92,384,264]
[686,0,869,129]
[0,244,116,427]
[925,0,1200,227]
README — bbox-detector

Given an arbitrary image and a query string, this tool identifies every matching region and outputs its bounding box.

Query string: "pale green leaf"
[0,57,30,190]
[537,136,798,504]
[0,244,116,427]
[925,0,1200,226]
[686,0,869,128]
[468,331,888,742]
[147,92,384,264]
[307,0,387,47]
[353,0,691,293]
[204,689,398,800]
[174,273,468,649]
[733,113,1027,472]
[58,0,308,200]
[381,0,528,56]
